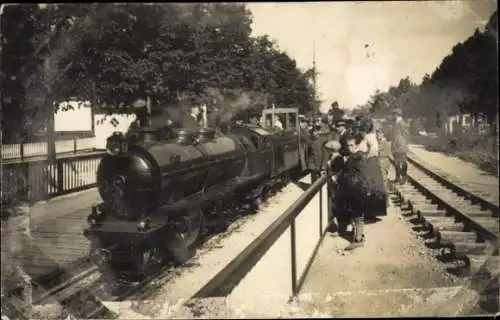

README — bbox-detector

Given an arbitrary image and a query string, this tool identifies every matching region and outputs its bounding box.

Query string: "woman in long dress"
[357,117,388,220]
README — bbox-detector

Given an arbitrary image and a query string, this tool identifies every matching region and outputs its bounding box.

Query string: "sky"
[247,1,497,112]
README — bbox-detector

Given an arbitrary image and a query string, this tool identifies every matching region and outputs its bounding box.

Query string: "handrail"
[1,137,97,161]
[191,174,330,300]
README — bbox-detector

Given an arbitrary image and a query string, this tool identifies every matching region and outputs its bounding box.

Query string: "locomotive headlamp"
[106,132,128,156]
[87,206,104,226]
[137,218,151,232]
[87,215,98,226]
[92,203,105,216]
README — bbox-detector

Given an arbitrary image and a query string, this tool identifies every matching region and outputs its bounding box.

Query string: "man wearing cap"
[390,108,410,184]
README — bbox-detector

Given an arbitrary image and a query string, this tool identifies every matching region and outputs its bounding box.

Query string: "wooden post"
[20,142,25,161]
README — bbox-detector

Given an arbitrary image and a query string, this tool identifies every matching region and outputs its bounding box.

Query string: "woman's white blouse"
[358,132,379,158]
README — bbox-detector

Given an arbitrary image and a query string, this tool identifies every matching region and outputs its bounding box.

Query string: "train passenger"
[181,105,202,130]
[390,108,410,184]
[331,133,368,250]
[317,118,335,171]
[358,117,387,220]
[274,117,284,130]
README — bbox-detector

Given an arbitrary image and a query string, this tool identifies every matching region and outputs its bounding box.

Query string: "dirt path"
[282,197,481,318]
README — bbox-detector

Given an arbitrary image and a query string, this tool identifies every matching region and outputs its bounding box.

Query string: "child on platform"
[334,134,369,250]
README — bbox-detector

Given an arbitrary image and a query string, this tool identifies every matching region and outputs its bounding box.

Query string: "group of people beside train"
[299,104,410,251]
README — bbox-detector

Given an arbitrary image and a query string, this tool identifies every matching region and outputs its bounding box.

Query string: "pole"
[202,104,208,128]
[45,56,57,165]
[312,39,317,112]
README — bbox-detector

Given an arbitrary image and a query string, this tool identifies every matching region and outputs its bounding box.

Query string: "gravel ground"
[279,196,477,318]
[103,176,313,319]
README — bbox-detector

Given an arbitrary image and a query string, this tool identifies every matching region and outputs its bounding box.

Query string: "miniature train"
[83,108,311,277]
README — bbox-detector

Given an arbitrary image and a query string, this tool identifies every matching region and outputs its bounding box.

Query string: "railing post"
[21,162,29,200]
[290,219,297,297]
[20,142,25,161]
[326,182,333,233]
[319,184,323,236]
[73,138,77,154]
[56,158,64,194]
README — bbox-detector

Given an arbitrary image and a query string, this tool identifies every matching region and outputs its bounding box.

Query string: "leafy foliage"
[1,3,316,142]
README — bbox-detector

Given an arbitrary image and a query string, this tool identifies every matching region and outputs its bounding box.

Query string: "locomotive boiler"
[84,108,309,277]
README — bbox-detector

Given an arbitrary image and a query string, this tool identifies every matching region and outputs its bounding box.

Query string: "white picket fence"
[1,137,98,160]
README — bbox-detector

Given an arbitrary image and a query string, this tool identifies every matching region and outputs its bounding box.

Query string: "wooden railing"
[1,152,105,203]
[1,138,98,161]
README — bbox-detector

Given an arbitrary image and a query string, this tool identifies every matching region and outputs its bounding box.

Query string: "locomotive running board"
[156,173,267,213]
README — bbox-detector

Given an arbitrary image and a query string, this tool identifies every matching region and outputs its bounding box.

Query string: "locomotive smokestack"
[196,127,215,143]
[139,126,160,142]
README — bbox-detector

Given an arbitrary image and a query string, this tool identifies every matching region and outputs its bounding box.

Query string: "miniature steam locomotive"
[83,108,310,277]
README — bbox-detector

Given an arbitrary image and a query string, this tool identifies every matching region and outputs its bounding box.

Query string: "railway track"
[391,153,499,311]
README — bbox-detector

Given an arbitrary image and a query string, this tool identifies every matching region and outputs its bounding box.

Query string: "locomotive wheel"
[167,207,204,264]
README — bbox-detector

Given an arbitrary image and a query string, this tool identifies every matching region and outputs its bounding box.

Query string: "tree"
[2,3,317,142]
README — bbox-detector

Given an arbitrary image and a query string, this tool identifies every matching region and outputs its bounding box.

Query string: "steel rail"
[406,152,498,215]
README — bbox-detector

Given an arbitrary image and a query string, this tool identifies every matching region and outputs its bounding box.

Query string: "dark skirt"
[360,157,388,217]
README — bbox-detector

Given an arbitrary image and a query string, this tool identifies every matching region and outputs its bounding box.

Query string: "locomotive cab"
[260,108,303,175]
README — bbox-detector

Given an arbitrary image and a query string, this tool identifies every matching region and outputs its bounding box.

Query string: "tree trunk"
[44,57,57,165]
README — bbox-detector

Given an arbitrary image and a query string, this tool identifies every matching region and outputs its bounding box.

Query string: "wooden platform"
[1,189,100,292]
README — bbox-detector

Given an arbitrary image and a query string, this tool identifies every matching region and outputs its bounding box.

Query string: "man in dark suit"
[390,108,410,184]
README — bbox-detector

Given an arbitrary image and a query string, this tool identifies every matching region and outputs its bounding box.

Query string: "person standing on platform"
[309,128,324,182]
[390,108,410,184]
[357,117,387,220]
[376,127,392,195]
[323,119,349,235]
[334,133,369,250]
[299,117,317,175]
